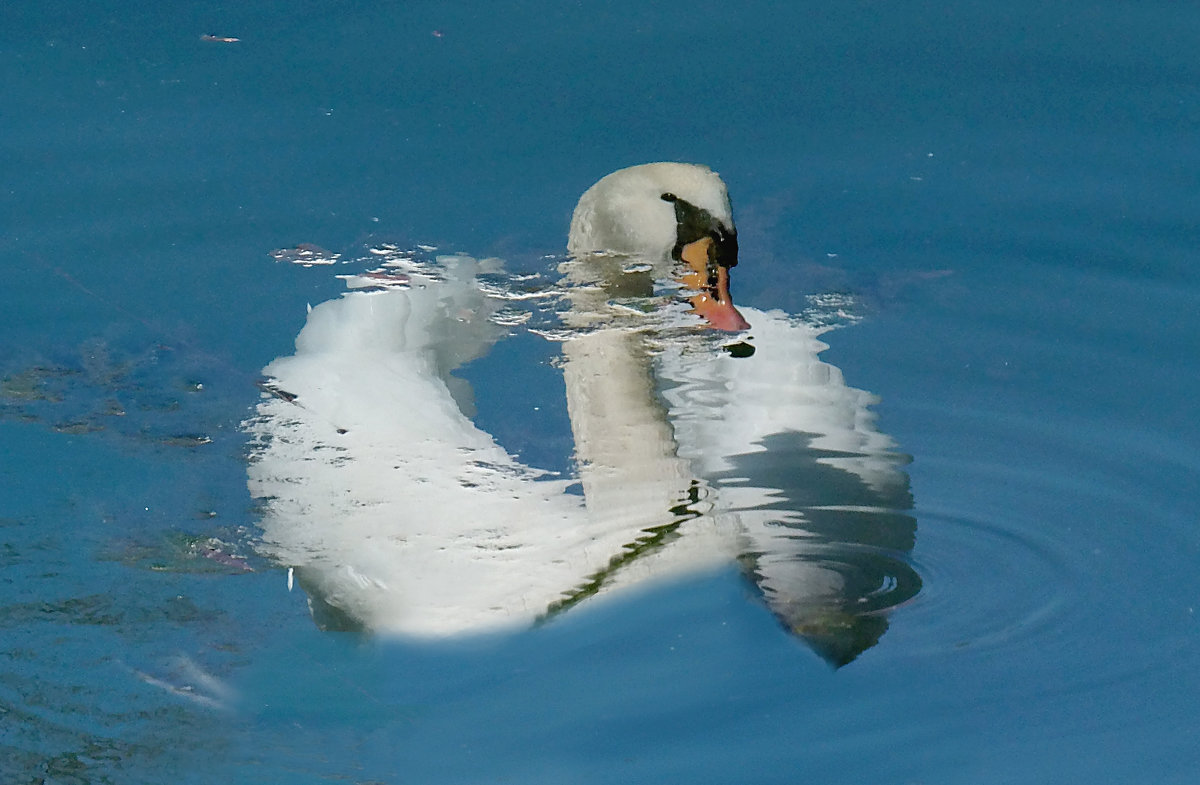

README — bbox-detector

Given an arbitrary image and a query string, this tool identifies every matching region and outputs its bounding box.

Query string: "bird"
[246,163,919,665]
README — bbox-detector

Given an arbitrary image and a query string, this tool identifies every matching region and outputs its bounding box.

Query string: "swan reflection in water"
[246,164,920,667]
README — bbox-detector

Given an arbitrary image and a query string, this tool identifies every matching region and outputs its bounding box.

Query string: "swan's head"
[567,162,751,331]
[660,191,750,332]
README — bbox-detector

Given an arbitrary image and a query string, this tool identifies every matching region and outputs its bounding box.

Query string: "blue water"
[3,1,1199,782]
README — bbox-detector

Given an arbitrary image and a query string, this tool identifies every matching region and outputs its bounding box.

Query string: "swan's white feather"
[247,164,909,643]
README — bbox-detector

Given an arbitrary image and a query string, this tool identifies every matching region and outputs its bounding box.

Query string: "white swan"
[246,163,918,664]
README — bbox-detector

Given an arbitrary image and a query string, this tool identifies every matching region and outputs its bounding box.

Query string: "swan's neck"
[560,330,692,527]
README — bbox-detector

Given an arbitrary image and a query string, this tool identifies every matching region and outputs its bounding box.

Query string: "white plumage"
[246,164,915,662]
[567,162,734,265]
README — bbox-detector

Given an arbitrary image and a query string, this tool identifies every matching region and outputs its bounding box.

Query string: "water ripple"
[901,507,1074,656]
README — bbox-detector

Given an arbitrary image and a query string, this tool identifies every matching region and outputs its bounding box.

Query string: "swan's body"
[247,163,918,664]
[249,259,590,636]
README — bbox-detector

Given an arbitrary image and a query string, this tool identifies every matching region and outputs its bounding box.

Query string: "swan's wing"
[247,270,654,638]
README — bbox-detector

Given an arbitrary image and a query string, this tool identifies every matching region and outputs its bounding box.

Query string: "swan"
[246,163,918,665]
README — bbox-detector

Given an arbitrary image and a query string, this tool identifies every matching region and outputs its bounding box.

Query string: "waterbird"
[246,163,919,666]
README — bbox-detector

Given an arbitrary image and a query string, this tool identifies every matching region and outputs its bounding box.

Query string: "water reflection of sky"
[3,0,1199,782]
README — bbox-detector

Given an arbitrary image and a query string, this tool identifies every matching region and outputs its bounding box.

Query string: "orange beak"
[679,237,750,331]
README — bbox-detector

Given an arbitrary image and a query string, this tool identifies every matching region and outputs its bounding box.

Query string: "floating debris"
[158,434,213,448]
[53,420,104,435]
[200,34,240,43]
[0,337,240,453]
[269,244,341,267]
[101,531,257,575]
[1,366,72,402]
[195,538,254,572]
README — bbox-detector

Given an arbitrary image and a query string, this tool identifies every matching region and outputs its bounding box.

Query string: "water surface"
[2,1,1198,783]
